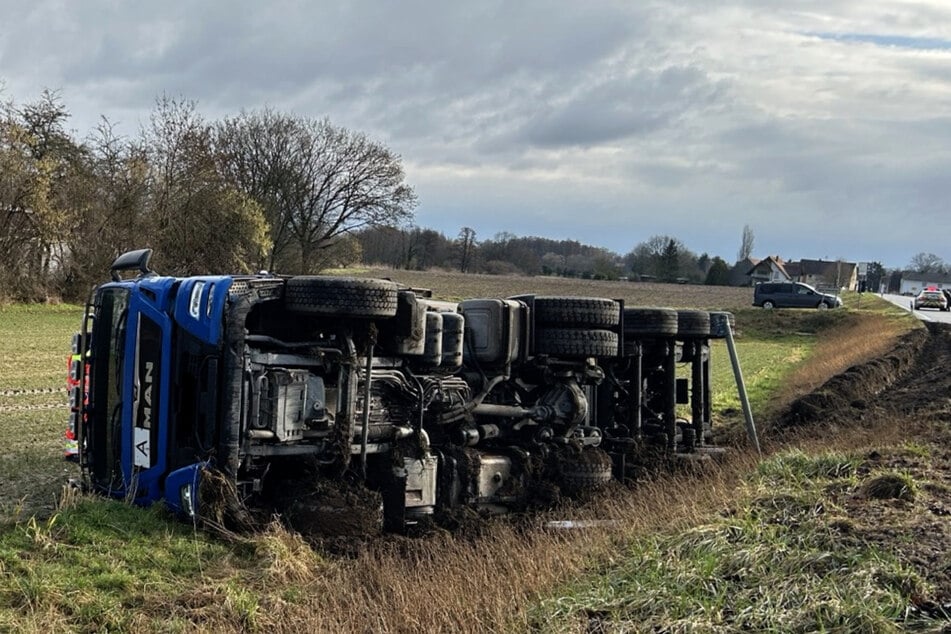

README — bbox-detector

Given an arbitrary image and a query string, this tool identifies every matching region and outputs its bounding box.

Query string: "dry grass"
[196,461,760,633]
[773,311,911,406]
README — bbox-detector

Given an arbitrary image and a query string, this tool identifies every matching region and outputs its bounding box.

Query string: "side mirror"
[110,249,154,281]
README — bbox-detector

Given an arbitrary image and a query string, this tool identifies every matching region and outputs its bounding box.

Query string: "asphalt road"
[879,293,951,324]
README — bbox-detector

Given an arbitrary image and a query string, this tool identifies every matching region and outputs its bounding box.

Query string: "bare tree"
[456,227,477,273]
[625,234,698,281]
[216,110,417,273]
[0,91,85,299]
[908,252,946,275]
[143,97,271,274]
[737,224,755,261]
[60,119,150,297]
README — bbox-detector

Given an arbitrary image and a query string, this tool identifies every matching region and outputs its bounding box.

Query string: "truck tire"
[558,449,613,494]
[708,311,735,339]
[530,296,621,328]
[623,307,678,337]
[535,328,618,357]
[285,277,399,317]
[676,310,711,338]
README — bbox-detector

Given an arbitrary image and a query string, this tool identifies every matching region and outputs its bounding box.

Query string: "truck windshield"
[88,286,130,489]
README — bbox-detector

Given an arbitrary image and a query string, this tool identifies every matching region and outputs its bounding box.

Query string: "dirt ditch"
[777,325,930,430]
[775,322,951,615]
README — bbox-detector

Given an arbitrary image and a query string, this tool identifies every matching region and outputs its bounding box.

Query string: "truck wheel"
[558,449,613,495]
[762,300,775,310]
[676,310,711,338]
[529,296,621,328]
[623,307,678,337]
[535,328,618,357]
[708,311,735,339]
[285,277,399,317]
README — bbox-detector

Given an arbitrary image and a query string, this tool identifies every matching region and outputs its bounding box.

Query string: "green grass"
[0,305,83,519]
[706,308,841,427]
[708,300,918,428]
[532,450,930,633]
[0,304,83,391]
[710,333,810,413]
[0,500,239,632]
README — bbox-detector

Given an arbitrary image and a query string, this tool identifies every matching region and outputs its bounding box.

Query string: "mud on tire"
[535,328,619,357]
[558,449,613,494]
[285,276,399,318]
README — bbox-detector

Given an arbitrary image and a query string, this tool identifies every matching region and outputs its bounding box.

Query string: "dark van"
[753,282,842,310]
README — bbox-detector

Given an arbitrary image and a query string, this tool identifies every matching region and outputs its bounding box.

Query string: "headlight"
[188,281,206,319]
[180,483,196,518]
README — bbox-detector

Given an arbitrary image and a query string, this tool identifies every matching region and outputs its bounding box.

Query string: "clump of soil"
[858,472,916,501]
[280,478,383,539]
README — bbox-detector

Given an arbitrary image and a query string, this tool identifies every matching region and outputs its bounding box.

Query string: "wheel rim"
[763,301,774,309]
[818,302,829,310]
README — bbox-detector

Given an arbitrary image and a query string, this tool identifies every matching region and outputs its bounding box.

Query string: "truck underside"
[72,250,733,535]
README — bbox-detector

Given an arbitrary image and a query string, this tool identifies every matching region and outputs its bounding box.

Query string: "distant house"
[793,259,858,292]
[729,257,759,286]
[746,256,791,284]
[899,271,951,295]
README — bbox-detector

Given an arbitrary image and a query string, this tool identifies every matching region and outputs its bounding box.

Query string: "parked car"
[753,282,843,310]
[913,288,949,311]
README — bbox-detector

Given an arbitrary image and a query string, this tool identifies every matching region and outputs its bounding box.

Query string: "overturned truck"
[68,249,735,533]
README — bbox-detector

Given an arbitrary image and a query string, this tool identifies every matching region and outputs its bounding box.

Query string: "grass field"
[0,280,930,633]
[361,268,756,309]
[0,304,84,520]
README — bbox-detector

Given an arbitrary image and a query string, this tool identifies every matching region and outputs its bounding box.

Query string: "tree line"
[0,91,415,301]
[355,226,737,285]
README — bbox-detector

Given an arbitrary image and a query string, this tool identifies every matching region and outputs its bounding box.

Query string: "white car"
[913,288,949,311]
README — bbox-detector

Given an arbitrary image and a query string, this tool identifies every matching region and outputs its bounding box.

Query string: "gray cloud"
[516,66,729,148]
[1,0,950,267]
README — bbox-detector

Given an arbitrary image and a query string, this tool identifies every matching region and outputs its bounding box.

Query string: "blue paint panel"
[120,283,174,505]
[173,276,234,345]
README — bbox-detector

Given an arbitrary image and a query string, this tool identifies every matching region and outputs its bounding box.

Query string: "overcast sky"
[2,0,950,268]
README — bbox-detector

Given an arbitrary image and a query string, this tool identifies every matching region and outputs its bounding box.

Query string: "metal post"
[725,324,760,454]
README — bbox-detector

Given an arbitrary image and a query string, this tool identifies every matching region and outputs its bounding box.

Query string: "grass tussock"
[860,472,918,501]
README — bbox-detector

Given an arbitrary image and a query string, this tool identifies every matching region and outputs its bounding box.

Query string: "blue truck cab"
[73,250,239,516]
